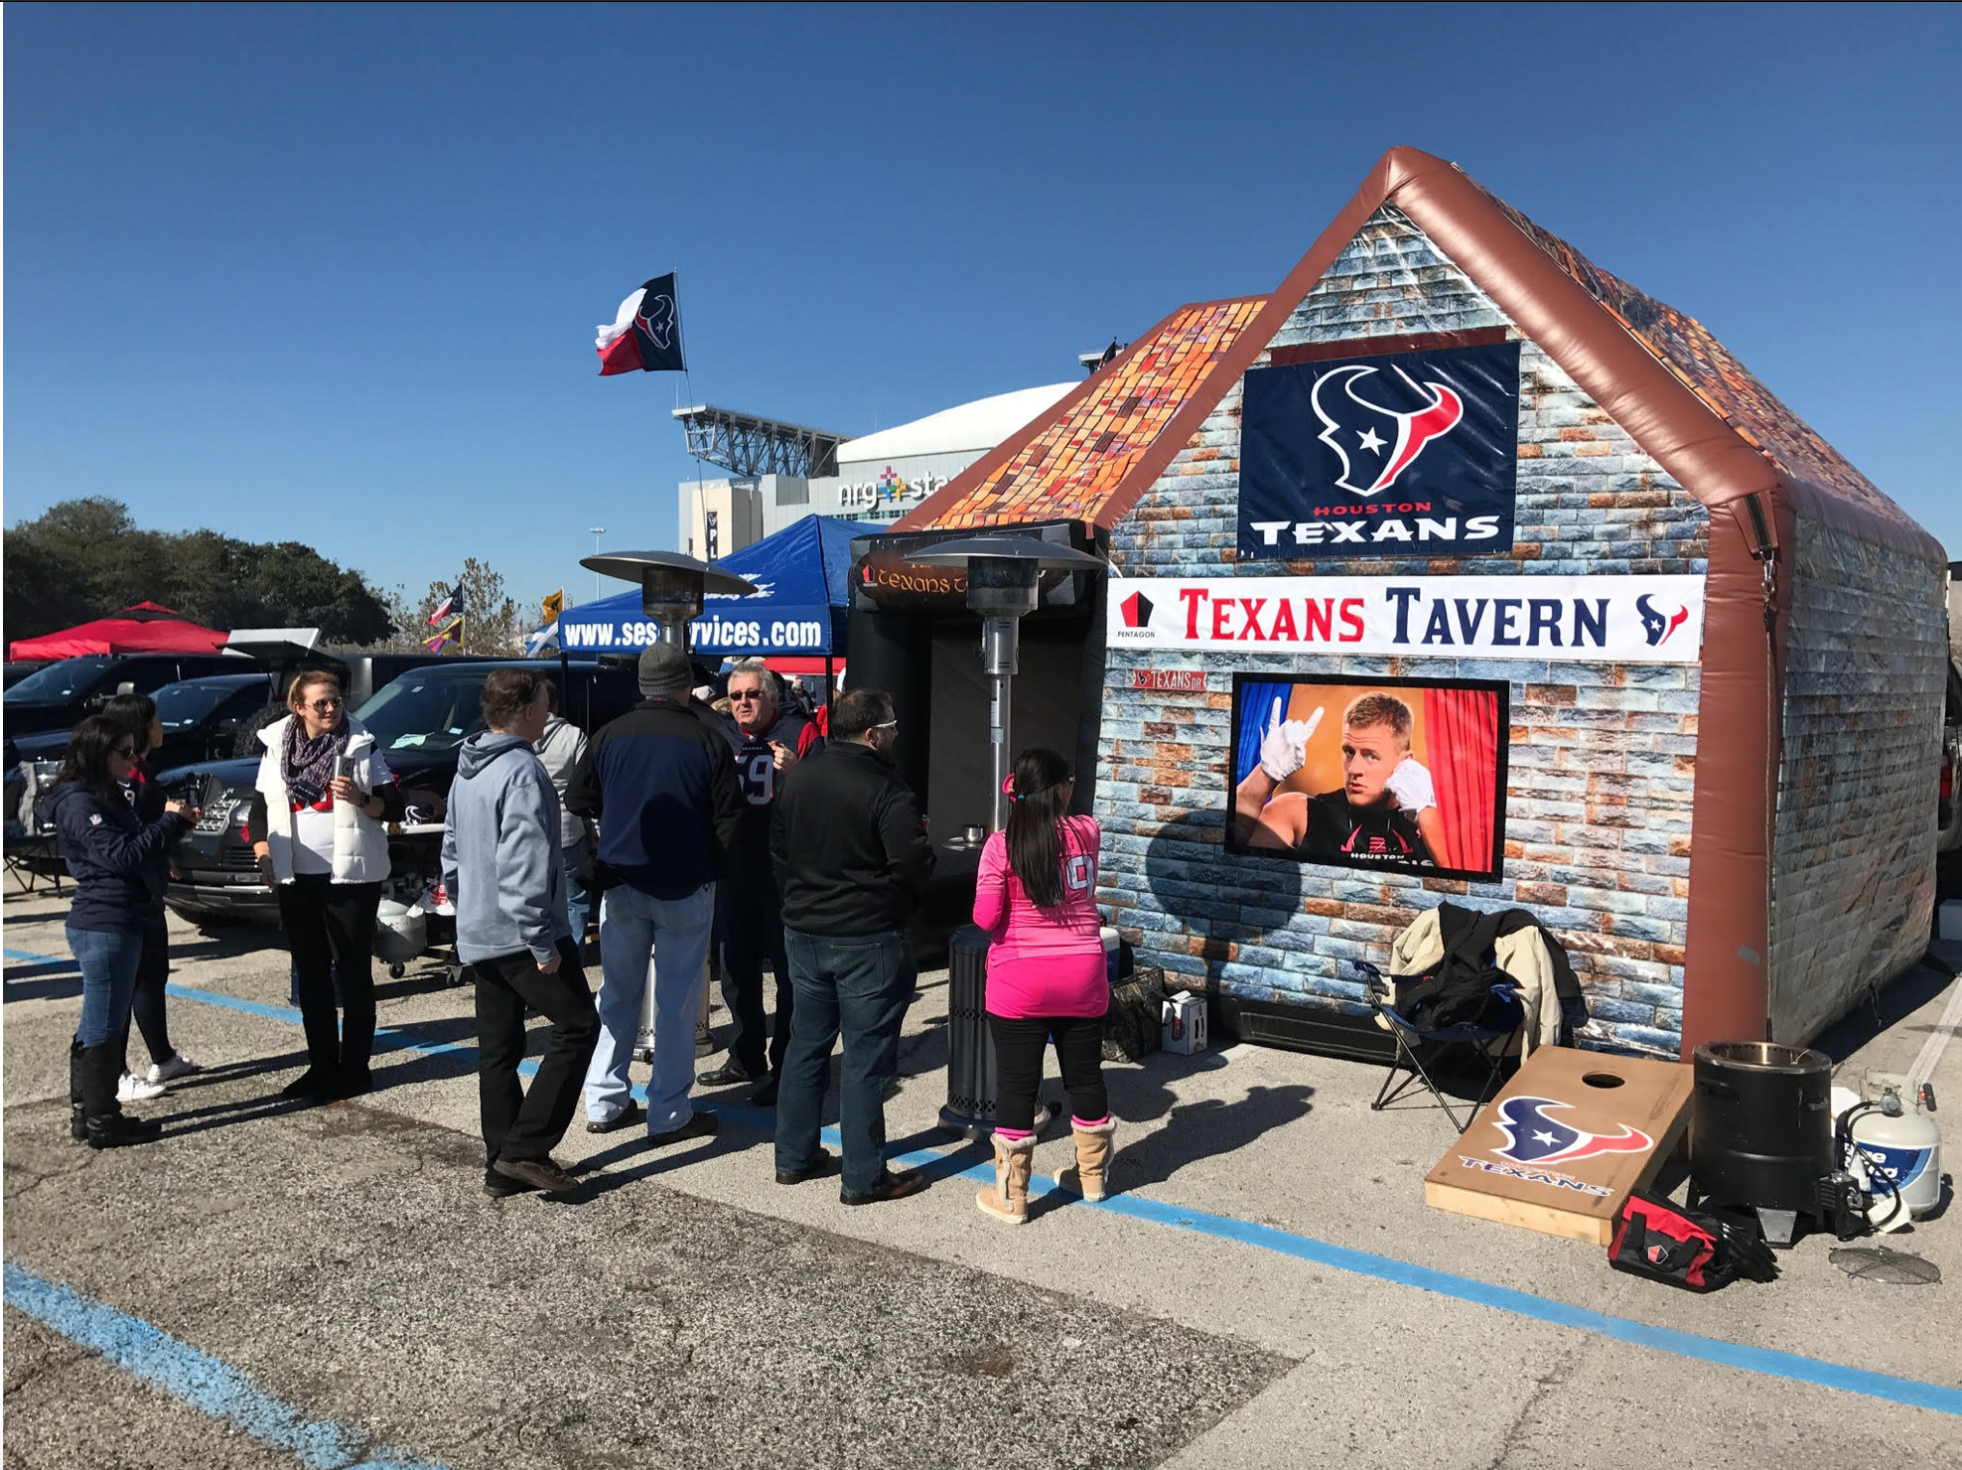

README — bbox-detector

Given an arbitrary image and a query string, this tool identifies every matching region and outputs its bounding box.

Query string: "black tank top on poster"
[1301,789,1431,866]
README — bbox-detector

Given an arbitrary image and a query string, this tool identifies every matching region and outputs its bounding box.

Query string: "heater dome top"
[906,535,1105,571]
[579,550,759,598]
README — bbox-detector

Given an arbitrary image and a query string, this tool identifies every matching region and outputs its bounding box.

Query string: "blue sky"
[7,3,1959,614]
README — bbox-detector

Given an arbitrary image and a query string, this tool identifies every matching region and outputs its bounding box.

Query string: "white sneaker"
[147,1052,201,1084]
[118,1071,169,1103]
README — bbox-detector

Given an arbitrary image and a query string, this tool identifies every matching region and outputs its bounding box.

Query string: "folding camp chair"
[3,828,67,897]
[1355,959,1521,1133]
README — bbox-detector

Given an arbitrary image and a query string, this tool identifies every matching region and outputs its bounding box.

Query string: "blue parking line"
[9,947,1962,1416]
[3,1261,446,1469]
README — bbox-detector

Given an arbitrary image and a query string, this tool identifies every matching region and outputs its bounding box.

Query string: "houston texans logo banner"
[596,272,686,375]
[1238,341,1521,560]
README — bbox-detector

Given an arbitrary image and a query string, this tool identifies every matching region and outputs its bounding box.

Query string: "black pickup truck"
[159,656,643,929]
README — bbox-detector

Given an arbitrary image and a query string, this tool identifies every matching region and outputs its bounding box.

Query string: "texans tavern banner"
[1105,575,1704,664]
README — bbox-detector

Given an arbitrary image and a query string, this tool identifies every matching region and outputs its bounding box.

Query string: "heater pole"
[983,615,1018,831]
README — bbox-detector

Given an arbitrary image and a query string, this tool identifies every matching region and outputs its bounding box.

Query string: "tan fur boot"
[975,1132,1034,1224]
[1055,1118,1117,1201]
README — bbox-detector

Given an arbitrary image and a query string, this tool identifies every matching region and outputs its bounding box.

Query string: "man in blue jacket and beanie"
[442,667,599,1198]
[567,642,741,1144]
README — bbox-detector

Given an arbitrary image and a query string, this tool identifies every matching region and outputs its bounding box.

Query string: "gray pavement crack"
[3,1157,93,1199]
[1479,1345,1582,1470]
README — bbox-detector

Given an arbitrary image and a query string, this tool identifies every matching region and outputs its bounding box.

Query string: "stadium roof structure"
[835,383,1076,468]
[672,405,850,480]
[893,145,1933,561]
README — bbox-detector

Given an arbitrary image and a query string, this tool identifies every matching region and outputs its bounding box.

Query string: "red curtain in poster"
[1423,687,1499,871]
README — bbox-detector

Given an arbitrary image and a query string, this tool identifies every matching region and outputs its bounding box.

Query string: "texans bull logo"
[1310,363,1466,497]
[636,291,677,350]
[1636,594,1689,647]
[1492,1095,1653,1166]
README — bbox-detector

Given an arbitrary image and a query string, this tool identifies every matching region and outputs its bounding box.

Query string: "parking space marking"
[2,1261,447,1470]
[7,947,1961,1417]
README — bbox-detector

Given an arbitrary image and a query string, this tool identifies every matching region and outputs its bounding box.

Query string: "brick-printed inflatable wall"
[1097,206,1712,1054]
[1770,519,1944,1041]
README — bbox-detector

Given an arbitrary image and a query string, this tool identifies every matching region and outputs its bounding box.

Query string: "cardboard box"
[1424,1047,1692,1245]
[1161,992,1207,1055]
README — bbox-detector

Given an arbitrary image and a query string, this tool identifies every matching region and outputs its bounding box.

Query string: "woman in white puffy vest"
[250,670,400,1102]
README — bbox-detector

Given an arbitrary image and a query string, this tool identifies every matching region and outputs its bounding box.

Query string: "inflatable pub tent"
[851,147,1946,1060]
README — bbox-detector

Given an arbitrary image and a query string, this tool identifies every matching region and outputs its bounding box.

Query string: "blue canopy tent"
[556,515,857,668]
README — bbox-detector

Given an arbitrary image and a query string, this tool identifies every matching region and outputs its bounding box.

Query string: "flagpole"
[556,591,571,698]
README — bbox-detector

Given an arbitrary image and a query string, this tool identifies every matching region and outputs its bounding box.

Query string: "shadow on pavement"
[1106,1081,1315,1194]
[4,966,84,1003]
[1810,954,1958,1064]
[564,1129,754,1201]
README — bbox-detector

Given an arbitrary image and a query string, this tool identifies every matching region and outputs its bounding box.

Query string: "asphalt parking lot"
[5,889,1961,1469]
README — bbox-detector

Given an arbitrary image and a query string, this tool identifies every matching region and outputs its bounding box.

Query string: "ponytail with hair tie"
[1004,747,1074,908]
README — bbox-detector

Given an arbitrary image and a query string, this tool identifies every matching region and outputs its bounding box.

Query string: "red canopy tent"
[8,603,229,660]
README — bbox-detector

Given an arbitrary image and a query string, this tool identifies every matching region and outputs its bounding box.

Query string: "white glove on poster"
[1385,756,1436,813]
[1258,698,1324,781]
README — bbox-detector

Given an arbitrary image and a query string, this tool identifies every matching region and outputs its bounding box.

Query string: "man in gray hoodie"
[441,667,599,1198]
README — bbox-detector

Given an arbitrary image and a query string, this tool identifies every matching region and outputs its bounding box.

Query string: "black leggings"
[986,1013,1108,1134]
[127,916,174,1068]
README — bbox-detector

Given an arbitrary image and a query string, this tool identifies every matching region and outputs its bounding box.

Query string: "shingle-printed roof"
[896,147,1934,561]
[893,296,1267,533]
[1481,188,1922,544]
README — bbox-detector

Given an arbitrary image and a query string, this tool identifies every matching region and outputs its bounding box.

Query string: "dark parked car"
[7,672,278,775]
[2,653,243,739]
[162,656,643,928]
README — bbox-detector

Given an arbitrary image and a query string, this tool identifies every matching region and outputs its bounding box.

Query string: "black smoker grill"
[1688,1040,1834,1246]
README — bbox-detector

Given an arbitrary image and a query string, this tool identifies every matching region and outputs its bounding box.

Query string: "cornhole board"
[1424,1047,1693,1245]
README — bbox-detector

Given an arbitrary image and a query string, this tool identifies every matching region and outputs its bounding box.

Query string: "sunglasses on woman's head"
[307,698,343,712]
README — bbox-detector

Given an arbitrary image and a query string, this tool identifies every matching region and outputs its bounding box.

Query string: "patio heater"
[581,549,759,1064]
[909,534,1108,1140]
[579,548,758,648]
[908,536,1108,835]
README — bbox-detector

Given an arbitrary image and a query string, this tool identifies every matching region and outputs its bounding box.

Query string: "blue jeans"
[585,882,714,1133]
[69,925,143,1048]
[775,927,916,1195]
[563,837,593,953]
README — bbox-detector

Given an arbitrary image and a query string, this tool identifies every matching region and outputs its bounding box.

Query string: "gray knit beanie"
[637,643,693,700]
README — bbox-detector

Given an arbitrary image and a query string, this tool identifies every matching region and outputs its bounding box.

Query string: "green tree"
[3,498,394,647]
[411,556,520,655]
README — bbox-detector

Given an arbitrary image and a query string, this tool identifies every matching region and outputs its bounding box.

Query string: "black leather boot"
[82,1041,161,1148]
[69,1041,87,1142]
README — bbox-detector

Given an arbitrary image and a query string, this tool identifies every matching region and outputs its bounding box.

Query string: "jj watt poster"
[1238,340,1522,560]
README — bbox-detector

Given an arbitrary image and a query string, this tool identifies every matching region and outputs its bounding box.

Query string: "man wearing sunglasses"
[698,659,824,1106]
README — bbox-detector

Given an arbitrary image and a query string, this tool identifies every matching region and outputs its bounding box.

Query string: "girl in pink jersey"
[973,748,1115,1225]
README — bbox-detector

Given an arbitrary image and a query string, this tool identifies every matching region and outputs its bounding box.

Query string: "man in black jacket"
[566,644,742,1144]
[771,687,935,1204]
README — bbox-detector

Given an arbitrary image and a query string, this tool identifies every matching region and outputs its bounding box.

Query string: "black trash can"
[938,925,1052,1141]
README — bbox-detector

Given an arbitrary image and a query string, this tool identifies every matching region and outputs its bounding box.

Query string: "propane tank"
[1842,1078,1942,1222]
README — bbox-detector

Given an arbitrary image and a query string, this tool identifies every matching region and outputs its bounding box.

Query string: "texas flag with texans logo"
[596,272,686,375]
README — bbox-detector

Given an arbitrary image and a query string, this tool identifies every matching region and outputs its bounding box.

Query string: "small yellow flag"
[542,589,564,621]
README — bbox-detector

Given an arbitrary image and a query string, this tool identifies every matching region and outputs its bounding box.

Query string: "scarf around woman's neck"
[282,716,351,808]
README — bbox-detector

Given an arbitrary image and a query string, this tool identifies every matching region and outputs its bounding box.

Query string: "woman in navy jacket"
[45,717,199,1148]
